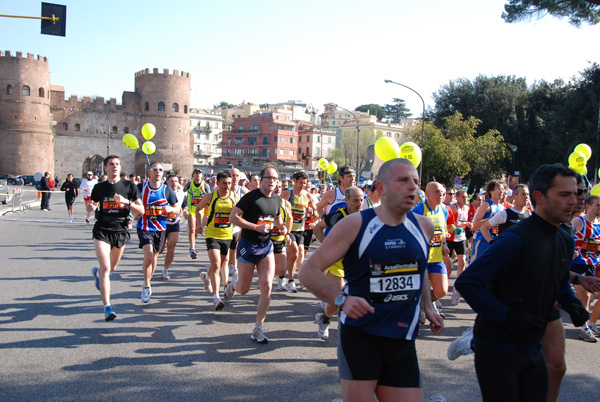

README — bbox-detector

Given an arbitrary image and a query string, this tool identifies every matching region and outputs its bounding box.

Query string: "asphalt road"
[1,200,599,402]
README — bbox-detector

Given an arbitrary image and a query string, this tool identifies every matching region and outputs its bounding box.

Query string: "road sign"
[454,177,462,185]
[359,176,365,182]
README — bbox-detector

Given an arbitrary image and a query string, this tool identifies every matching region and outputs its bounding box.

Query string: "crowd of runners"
[82,154,600,402]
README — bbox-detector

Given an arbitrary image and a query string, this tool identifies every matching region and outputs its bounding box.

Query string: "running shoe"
[275,276,287,291]
[214,297,224,311]
[190,248,197,259]
[287,281,297,293]
[579,327,599,343]
[589,323,600,337]
[224,279,236,299]
[86,217,90,223]
[141,286,152,303]
[69,217,73,223]
[91,267,100,291]
[450,289,460,306]
[200,272,213,293]
[428,394,448,402]
[229,264,238,278]
[447,327,474,360]
[434,300,446,319]
[315,313,330,340]
[320,300,328,311]
[104,305,117,321]
[251,327,269,344]
[161,269,170,280]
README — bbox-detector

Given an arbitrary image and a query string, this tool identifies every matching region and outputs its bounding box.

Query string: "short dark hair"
[260,165,279,179]
[103,155,121,168]
[512,184,528,196]
[217,171,231,182]
[485,180,504,199]
[528,163,577,207]
[585,195,599,206]
[293,171,308,180]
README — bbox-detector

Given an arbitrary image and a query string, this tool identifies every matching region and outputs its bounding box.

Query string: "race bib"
[369,260,421,304]
[431,233,443,248]
[214,212,231,228]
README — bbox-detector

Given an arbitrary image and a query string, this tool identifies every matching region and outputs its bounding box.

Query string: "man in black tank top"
[481,184,531,243]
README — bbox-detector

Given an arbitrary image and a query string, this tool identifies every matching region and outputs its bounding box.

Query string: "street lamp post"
[384,80,426,181]
[332,104,360,172]
[511,145,518,176]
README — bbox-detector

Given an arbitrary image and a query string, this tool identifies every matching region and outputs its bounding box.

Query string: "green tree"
[213,101,235,109]
[502,0,600,27]
[355,104,386,121]
[384,98,412,121]
[331,129,383,174]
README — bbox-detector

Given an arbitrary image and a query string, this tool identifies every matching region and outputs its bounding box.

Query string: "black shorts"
[230,231,240,250]
[289,231,303,244]
[571,263,596,277]
[465,228,474,240]
[65,196,76,207]
[447,239,466,256]
[272,239,286,254]
[303,229,313,250]
[206,238,231,255]
[337,324,421,388]
[93,227,130,249]
[166,222,180,234]
[137,228,166,253]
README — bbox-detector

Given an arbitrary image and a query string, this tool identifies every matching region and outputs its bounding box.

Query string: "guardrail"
[4,187,25,216]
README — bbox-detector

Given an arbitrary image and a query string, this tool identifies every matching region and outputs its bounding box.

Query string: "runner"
[248,174,261,191]
[448,190,471,305]
[183,168,210,259]
[136,162,180,303]
[88,155,144,321]
[312,186,363,340]
[362,181,381,209]
[225,165,287,343]
[80,171,98,223]
[161,175,186,280]
[60,174,78,222]
[300,158,443,402]
[412,182,454,317]
[196,171,236,310]
[480,184,531,243]
[316,166,356,235]
[470,180,505,263]
[466,193,482,251]
[272,181,293,291]
[280,171,318,292]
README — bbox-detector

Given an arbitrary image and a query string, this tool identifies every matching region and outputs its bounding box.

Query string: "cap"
[86,171,93,175]
[193,168,202,174]
[479,189,486,195]
[239,172,248,181]
[507,189,513,197]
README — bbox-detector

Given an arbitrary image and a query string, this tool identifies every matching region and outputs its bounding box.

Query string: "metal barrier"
[5,187,25,216]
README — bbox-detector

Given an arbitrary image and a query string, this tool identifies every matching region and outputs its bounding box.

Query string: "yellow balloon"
[122,134,139,150]
[142,123,156,140]
[591,184,600,197]
[568,151,586,172]
[142,141,156,155]
[327,161,337,174]
[574,143,592,160]
[399,142,422,168]
[375,137,400,162]
[318,158,329,170]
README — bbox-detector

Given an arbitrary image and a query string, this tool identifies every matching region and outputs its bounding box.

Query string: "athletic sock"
[278,275,285,279]
[322,315,331,324]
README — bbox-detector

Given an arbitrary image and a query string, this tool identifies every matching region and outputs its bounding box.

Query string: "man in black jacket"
[40,171,51,211]
[455,164,589,402]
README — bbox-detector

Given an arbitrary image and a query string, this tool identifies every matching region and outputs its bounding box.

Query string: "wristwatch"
[334,292,348,308]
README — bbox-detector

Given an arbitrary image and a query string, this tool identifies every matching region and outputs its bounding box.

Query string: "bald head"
[345,186,364,213]
[425,181,445,208]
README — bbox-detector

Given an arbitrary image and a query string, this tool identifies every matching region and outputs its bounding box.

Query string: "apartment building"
[190,108,224,165]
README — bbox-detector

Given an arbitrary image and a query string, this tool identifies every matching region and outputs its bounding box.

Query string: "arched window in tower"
[39,88,45,98]
[145,102,149,111]
[158,102,165,112]
[62,122,68,130]
[74,123,81,132]
[7,85,13,95]
[172,103,179,113]
[124,127,129,134]
[184,105,188,114]
[112,126,118,134]
[22,86,30,96]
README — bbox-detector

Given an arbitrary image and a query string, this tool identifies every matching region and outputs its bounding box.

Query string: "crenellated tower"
[0,51,53,175]
[134,68,192,177]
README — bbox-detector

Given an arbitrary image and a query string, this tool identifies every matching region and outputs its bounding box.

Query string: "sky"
[1,0,599,116]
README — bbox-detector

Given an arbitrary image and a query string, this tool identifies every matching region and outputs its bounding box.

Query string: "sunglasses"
[576,187,588,196]
[150,167,164,172]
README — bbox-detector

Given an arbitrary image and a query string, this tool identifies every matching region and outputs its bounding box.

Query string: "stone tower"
[0,51,53,175]
[134,68,192,177]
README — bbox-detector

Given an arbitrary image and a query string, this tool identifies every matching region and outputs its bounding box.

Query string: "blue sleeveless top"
[340,208,429,340]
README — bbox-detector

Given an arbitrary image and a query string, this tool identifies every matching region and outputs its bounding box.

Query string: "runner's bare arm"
[471,202,491,232]
[316,190,334,218]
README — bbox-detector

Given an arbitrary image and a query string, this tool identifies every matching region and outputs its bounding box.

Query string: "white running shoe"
[287,281,297,293]
[229,264,238,278]
[141,286,152,303]
[224,278,236,299]
[251,327,269,344]
[579,327,599,343]
[214,297,224,311]
[161,269,170,280]
[200,272,213,293]
[447,327,474,360]
[315,313,330,340]
[275,276,287,291]
[450,289,460,305]
[589,322,600,337]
